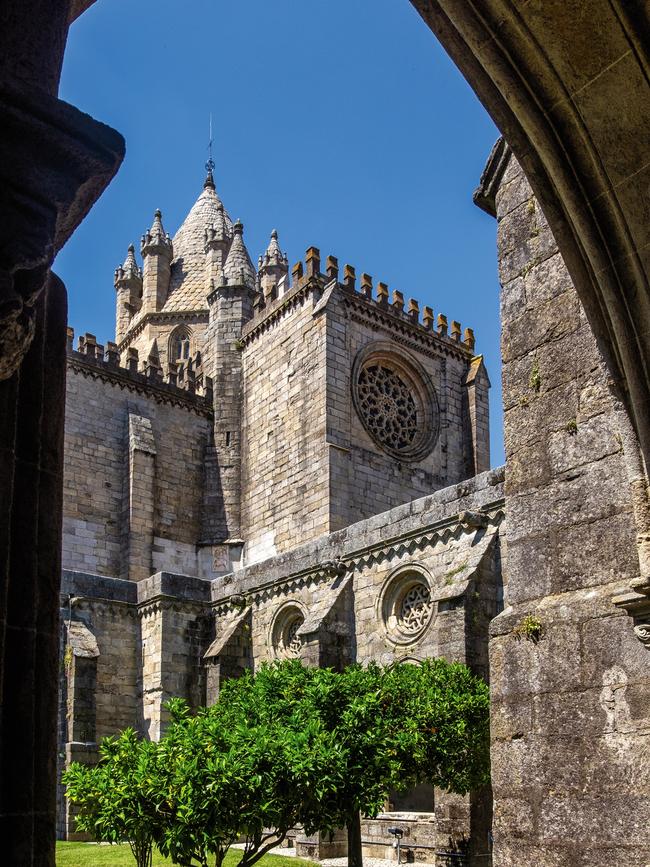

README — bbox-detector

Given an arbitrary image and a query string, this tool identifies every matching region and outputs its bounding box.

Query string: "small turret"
[258,229,288,301]
[114,244,143,343]
[140,209,173,313]
[204,202,231,290]
[222,221,256,289]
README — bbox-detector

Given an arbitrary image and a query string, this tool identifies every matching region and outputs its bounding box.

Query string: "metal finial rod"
[205,113,215,175]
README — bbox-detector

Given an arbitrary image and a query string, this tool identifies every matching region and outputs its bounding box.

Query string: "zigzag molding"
[213,503,505,615]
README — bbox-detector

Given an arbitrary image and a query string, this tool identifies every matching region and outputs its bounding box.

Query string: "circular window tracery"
[351,343,439,462]
[380,567,435,645]
[271,605,305,659]
[399,583,433,634]
[284,617,303,656]
[357,365,418,451]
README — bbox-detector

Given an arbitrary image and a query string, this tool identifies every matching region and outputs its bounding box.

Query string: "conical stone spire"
[262,229,288,269]
[163,176,233,311]
[258,228,288,299]
[114,243,143,343]
[204,202,230,249]
[141,209,173,257]
[223,221,256,288]
[115,243,142,286]
[204,165,216,190]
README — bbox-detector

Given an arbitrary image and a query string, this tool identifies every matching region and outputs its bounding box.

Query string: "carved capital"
[0,80,124,379]
[633,623,650,648]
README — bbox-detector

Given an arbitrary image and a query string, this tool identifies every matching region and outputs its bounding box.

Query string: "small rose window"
[284,617,303,657]
[399,583,433,634]
[271,605,305,659]
[381,569,434,644]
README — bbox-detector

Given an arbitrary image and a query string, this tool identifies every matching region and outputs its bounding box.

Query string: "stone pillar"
[203,281,255,545]
[488,154,649,865]
[0,275,67,863]
[61,619,100,840]
[0,3,123,862]
[463,355,491,476]
[125,413,156,581]
[138,573,211,739]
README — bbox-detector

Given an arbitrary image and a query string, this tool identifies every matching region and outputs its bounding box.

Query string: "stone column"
[0,4,124,861]
[125,413,157,581]
[0,275,67,862]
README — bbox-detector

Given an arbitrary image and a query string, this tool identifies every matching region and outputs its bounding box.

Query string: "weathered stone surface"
[490,154,650,866]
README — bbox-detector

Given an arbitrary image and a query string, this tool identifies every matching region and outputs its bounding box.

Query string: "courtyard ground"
[55,843,316,867]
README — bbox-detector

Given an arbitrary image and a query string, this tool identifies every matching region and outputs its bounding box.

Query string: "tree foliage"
[64,659,490,867]
[63,729,158,867]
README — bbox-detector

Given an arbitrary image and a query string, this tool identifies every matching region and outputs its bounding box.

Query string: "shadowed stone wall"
[240,265,488,565]
[488,152,650,866]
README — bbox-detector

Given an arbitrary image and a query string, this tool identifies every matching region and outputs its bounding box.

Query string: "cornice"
[241,280,317,344]
[212,501,505,615]
[67,353,213,416]
[343,293,473,364]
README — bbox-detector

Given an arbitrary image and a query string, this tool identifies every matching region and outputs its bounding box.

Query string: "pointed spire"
[123,244,141,279]
[141,209,173,258]
[204,201,230,250]
[258,228,289,300]
[223,220,256,288]
[204,166,215,190]
[262,228,288,269]
[114,243,142,287]
[205,113,215,189]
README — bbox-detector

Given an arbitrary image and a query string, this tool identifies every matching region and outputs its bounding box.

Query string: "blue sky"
[57,0,504,465]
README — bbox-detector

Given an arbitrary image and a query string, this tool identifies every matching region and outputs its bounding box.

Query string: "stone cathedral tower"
[59,164,497,860]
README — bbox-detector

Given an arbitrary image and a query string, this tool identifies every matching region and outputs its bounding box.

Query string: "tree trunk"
[347,811,363,867]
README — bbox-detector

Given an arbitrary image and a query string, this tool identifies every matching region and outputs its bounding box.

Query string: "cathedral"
[56,133,650,865]
[58,161,500,860]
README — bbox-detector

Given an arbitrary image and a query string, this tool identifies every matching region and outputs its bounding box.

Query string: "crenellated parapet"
[66,327,213,414]
[243,245,477,359]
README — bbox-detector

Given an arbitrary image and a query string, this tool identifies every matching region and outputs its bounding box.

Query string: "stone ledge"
[212,467,505,604]
[61,569,137,604]
[138,571,213,606]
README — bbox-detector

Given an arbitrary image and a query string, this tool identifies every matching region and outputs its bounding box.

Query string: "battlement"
[66,327,213,414]
[248,246,476,356]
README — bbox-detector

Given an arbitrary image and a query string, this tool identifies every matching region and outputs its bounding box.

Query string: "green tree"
[63,659,489,867]
[214,659,490,867]
[63,729,159,867]
[150,687,346,867]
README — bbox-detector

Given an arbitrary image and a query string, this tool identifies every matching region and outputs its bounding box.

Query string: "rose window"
[357,364,418,451]
[399,583,433,633]
[351,344,440,462]
[271,605,305,659]
[381,569,435,645]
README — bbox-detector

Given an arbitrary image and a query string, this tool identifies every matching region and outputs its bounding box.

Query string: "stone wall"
[240,265,489,565]
[487,152,650,866]
[240,279,331,562]
[324,281,488,531]
[57,571,139,839]
[63,338,213,580]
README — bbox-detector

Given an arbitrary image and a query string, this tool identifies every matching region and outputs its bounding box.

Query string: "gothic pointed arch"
[168,324,193,363]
